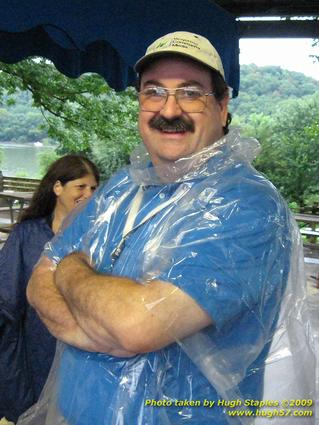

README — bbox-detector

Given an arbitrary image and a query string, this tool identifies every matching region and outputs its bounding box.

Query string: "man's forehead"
[140,55,212,86]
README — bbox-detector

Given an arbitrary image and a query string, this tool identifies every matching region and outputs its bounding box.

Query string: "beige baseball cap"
[134,31,225,79]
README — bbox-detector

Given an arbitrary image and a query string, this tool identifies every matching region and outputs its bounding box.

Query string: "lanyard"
[110,183,190,262]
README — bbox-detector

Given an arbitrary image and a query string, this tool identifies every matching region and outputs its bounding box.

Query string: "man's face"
[138,57,229,166]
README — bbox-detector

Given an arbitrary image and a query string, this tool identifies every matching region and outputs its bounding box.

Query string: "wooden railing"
[0,174,40,192]
[294,211,319,246]
[298,203,319,216]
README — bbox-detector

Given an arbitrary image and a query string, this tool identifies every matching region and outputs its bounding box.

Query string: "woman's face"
[53,173,98,215]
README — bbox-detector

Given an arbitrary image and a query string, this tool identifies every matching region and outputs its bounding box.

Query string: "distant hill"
[230,64,319,118]
[0,90,48,144]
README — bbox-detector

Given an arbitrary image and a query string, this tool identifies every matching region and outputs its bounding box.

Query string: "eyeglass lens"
[139,88,207,113]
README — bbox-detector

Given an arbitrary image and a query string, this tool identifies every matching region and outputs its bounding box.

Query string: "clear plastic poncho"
[18,129,316,425]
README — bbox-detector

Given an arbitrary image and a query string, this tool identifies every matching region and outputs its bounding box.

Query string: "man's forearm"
[54,252,140,354]
[55,252,212,354]
[27,257,119,353]
[27,256,75,335]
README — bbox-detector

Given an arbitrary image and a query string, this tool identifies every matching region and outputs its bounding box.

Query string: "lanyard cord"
[110,183,189,262]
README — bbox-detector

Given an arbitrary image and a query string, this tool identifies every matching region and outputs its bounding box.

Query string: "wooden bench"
[294,210,319,243]
[294,210,319,246]
[0,175,40,230]
[0,175,40,192]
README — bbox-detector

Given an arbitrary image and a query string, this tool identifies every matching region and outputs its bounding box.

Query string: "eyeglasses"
[138,86,215,113]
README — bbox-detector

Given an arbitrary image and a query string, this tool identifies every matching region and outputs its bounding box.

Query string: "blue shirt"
[46,151,292,425]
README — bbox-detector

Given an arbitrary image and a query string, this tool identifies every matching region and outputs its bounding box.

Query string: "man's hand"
[27,256,137,356]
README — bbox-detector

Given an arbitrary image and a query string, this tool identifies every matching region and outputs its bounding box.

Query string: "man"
[26,32,299,425]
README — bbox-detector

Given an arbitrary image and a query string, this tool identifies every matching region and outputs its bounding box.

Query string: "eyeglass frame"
[138,86,216,113]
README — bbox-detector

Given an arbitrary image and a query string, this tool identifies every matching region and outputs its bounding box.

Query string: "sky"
[239,38,319,81]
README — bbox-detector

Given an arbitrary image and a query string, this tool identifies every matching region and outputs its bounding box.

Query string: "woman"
[0,155,99,422]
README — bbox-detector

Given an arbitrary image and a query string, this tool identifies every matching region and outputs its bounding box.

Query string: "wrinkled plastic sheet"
[18,130,316,425]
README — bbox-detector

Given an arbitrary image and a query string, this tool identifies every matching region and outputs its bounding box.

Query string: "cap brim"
[134,51,225,79]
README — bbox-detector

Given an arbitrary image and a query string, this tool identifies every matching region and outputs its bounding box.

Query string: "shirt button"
[159,193,165,199]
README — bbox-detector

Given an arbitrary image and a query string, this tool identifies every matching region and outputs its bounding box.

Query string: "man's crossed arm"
[27,253,212,356]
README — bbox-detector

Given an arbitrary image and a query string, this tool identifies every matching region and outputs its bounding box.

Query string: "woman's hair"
[19,154,100,223]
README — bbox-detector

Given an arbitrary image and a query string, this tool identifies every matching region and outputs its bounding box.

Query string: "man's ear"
[53,180,63,196]
[219,96,229,127]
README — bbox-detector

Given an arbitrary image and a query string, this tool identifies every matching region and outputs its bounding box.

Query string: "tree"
[252,94,319,205]
[37,150,60,175]
[310,39,319,63]
[230,64,319,119]
[0,59,140,180]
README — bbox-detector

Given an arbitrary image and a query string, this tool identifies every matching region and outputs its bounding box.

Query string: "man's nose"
[160,93,183,118]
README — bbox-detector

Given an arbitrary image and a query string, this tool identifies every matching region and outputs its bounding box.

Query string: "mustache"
[149,115,195,133]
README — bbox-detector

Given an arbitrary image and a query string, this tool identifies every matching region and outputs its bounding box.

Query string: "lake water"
[0,143,55,177]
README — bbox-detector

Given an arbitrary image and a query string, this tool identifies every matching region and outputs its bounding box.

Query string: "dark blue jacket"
[0,218,55,422]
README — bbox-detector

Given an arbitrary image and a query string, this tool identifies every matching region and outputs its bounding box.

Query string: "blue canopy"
[0,0,239,95]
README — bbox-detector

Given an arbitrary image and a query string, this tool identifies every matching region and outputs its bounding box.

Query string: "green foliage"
[230,64,319,119]
[251,94,319,205]
[0,90,48,143]
[230,63,319,208]
[288,201,299,213]
[310,39,319,63]
[0,146,3,166]
[15,170,28,177]
[0,59,140,179]
[37,149,60,176]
